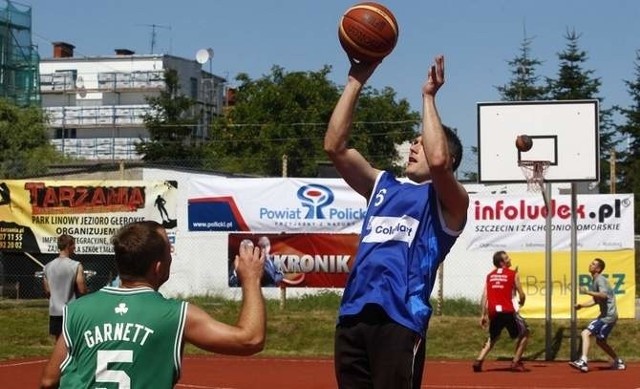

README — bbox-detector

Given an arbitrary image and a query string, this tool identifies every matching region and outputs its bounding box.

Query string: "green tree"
[466,36,547,182]
[616,50,640,231]
[205,65,419,177]
[137,69,202,165]
[0,99,59,178]
[546,29,618,191]
[461,145,478,182]
[496,36,547,101]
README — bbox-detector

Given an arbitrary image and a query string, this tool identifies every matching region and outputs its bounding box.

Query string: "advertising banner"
[467,194,635,319]
[227,233,359,288]
[514,250,635,319]
[0,180,178,254]
[188,177,366,233]
[189,178,634,311]
[467,194,634,251]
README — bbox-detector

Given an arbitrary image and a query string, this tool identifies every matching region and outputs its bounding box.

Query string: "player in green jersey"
[40,221,266,388]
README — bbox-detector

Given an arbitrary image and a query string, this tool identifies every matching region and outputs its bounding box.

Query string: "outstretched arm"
[421,55,469,231]
[184,243,266,355]
[324,59,382,199]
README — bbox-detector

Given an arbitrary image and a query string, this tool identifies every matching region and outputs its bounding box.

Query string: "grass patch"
[0,300,56,360]
[2,294,638,363]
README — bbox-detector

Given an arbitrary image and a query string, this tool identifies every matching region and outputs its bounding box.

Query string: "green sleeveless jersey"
[59,286,188,388]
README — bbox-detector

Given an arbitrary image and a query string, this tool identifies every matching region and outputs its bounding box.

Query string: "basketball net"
[519,160,550,193]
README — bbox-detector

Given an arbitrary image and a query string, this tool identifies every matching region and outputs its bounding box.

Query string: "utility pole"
[280,154,288,310]
[610,149,616,194]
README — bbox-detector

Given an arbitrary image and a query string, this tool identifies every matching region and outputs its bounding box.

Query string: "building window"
[190,77,198,99]
[54,128,76,139]
[53,69,77,90]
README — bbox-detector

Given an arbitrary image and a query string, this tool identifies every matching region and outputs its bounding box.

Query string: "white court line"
[0,359,47,368]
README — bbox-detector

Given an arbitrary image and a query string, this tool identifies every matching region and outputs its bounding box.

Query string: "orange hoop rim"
[518,160,551,168]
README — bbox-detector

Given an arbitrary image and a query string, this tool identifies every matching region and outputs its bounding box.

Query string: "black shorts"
[489,312,529,341]
[334,304,425,389]
[49,315,63,337]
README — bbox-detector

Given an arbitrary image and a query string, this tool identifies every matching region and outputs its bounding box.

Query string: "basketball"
[515,135,533,152]
[338,2,399,63]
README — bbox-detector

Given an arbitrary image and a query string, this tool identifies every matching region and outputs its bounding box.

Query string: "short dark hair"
[57,234,75,251]
[492,251,507,268]
[443,125,463,172]
[593,258,605,272]
[112,221,169,279]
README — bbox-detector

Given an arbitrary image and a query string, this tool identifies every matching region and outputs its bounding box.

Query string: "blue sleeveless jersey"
[338,171,463,334]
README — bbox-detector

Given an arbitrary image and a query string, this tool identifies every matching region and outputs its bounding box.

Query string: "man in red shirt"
[472,250,529,372]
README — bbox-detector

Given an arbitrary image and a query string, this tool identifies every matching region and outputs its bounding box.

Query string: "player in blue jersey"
[41,221,267,388]
[325,55,469,389]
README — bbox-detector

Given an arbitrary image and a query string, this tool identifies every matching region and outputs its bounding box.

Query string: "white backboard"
[477,100,599,183]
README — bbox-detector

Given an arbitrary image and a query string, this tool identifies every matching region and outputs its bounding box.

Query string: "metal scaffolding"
[0,0,39,106]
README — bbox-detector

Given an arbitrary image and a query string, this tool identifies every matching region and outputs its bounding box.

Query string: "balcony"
[40,70,165,94]
[43,105,151,127]
[51,137,145,161]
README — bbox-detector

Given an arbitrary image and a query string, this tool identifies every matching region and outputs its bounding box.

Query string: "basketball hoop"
[519,160,550,192]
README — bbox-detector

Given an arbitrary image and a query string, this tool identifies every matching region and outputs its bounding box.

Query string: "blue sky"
[25,0,640,155]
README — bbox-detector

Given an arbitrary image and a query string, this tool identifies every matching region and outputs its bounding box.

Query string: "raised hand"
[235,240,265,285]
[422,55,445,97]
[347,57,381,86]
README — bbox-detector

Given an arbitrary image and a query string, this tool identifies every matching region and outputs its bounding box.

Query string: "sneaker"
[611,359,626,370]
[510,361,526,372]
[569,359,589,372]
[472,360,483,372]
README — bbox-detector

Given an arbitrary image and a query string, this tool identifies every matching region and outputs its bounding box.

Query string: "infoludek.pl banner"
[467,194,634,251]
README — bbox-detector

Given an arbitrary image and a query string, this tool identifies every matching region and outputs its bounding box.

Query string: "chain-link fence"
[0,252,116,299]
[0,156,637,304]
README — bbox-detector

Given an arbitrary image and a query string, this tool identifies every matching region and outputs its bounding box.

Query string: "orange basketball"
[338,2,399,63]
[515,135,533,152]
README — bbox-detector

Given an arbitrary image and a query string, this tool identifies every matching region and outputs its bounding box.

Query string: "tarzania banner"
[467,194,634,251]
[0,180,178,254]
[227,233,359,288]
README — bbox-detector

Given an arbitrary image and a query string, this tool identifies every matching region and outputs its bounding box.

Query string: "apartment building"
[39,42,226,160]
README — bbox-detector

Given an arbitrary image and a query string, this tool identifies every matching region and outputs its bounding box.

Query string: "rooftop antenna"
[138,23,171,54]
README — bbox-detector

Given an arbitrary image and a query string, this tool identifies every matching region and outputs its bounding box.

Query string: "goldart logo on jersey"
[362,215,419,245]
[258,183,366,229]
